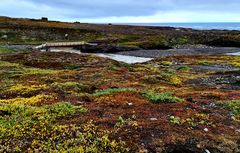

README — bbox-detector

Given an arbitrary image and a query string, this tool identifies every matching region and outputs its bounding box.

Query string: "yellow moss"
[0,61,20,68]
[169,76,182,85]
[159,61,173,66]
[134,65,159,73]
[8,84,47,94]
[229,61,240,67]
[23,67,59,76]
[0,94,53,105]
[197,60,213,65]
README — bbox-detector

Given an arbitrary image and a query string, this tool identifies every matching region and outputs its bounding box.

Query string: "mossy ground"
[0,52,240,152]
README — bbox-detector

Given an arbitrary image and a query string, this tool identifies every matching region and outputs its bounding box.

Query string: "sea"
[123,23,240,31]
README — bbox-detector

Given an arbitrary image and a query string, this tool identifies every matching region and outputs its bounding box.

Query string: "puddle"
[44,49,153,64]
[227,52,240,55]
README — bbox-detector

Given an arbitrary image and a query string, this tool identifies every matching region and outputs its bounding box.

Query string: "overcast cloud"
[0,0,240,22]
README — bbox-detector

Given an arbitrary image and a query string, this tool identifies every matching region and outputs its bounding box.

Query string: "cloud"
[0,0,240,22]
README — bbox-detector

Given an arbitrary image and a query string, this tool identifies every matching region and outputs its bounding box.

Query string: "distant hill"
[1,16,240,48]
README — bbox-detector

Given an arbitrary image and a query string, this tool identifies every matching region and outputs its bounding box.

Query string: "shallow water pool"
[46,49,153,64]
[95,53,153,64]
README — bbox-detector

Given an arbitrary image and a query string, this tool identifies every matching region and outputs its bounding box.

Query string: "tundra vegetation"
[0,50,240,152]
[0,17,240,152]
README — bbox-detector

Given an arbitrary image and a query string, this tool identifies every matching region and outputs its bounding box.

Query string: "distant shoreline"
[114,22,240,31]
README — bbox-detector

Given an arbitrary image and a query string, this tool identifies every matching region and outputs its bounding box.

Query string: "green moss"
[197,60,213,66]
[63,64,81,70]
[119,42,140,48]
[219,100,240,117]
[93,88,137,97]
[173,37,190,45]
[142,70,182,85]
[0,61,20,68]
[23,67,59,76]
[141,90,183,104]
[0,67,58,77]
[52,82,94,94]
[176,65,192,71]
[0,102,86,130]
[142,75,161,84]
[169,113,214,128]
[47,102,87,118]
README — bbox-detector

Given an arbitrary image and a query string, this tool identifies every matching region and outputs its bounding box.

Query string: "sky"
[0,0,240,23]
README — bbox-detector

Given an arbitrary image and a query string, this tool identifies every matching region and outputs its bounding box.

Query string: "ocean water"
[124,23,240,31]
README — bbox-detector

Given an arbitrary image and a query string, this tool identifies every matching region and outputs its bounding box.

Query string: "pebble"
[205,149,211,153]
[231,116,236,120]
[150,118,158,121]
[204,128,209,132]
[127,102,133,106]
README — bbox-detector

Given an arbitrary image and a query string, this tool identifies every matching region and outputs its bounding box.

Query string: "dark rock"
[207,38,240,47]
[41,17,48,21]
[0,110,11,116]
[163,144,203,153]
[187,97,196,103]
